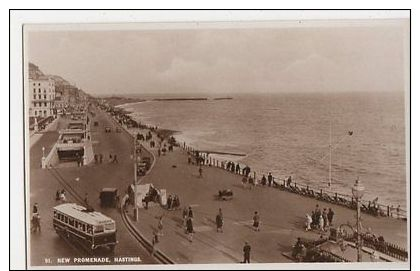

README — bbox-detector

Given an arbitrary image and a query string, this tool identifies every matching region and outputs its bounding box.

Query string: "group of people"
[93,153,104,164]
[108,154,119,164]
[182,206,195,242]
[166,194,180,210]
[305,204,335,232]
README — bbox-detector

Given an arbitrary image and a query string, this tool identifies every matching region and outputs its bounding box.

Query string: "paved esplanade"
[128,132,408,264]
[29,108,157,266]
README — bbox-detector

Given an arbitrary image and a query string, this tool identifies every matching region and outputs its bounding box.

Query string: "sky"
[27,22,408,96]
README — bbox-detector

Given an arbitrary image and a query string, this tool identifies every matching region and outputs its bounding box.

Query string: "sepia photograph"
[14,10,410,269]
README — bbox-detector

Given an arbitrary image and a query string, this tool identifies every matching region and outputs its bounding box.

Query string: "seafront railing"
[180,144,407,220]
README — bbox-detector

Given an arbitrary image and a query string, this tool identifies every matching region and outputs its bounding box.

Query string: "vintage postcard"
[16,10,410,269]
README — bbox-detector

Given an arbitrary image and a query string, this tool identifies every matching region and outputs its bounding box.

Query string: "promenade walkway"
[126,135,407,264]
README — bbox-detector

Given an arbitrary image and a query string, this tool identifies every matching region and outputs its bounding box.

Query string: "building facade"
[29,77,56,118]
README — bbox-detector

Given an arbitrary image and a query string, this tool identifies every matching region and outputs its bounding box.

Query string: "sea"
[121,91,408,208]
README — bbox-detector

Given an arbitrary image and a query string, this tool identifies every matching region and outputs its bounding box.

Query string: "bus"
[53,203,117,251]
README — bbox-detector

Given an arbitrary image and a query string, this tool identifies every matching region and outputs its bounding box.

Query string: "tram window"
[69,218,74,227]
[87,226,93,234]
[82,224,86,232]
[64,217,68,224]
[105,223,115,231]
[94,225,104,233]
[53,211,57,218]
[75,221,78,228]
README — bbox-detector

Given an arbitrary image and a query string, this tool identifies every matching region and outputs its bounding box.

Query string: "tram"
[53,203,117,251]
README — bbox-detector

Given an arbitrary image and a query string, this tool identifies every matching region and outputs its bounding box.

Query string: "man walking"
[242,242,251,263]
[186,217,194,242]
[216,208,224,233]
[253,211,260,232]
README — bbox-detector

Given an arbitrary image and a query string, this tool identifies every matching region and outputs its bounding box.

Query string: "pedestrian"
[199,166,203,178]
[253,211,260,232]
[248,176,253,189]
[167,195,173,210]
[151,231,159,256]
[158,149,161,157]
[55,190,60,201]
[122,193,129,212]
[242,242,251,263]
[182,207,188,228]
[99,153,103,164]
[31,213,41,233]
[186,217,194,242]
[109,154,113,163]
[327,208,334,226]
[216,208,224,233]
[287,175,292,187]
[261,174,267,186]
[319,214,325,232]
[322,208,329,227]
[188,156,191,164]
[242,176,248,188]
[314,204,321,228]
[157,216,164,236]
[305,213,312,231]
[268,172,273,187]
[188,206,194,218]
[236,164,240,174]
[113,154,118,163]
[94,154,98,164]
[33,203,39,214]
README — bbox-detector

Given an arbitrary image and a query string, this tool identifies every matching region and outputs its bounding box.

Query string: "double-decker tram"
[53,203,117,251]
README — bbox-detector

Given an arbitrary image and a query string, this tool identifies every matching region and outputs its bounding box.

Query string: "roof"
[53,203,114,226]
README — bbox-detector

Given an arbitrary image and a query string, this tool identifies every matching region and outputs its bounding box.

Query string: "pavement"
[29,107,157,266]
[126,136,408,264]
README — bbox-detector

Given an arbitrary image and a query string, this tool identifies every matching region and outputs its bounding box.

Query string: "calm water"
[122,92,407,207]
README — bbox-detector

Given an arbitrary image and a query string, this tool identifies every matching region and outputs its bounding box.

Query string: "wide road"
[29,108,156,266]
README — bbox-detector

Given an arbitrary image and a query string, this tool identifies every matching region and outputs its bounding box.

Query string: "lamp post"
[351,177,365,262]
[42,146,45,158]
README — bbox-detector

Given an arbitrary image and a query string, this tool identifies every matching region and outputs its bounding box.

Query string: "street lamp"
[42,146,45,158]
[352,177,365,262]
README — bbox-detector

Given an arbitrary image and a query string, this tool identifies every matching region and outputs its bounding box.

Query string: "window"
[69,218,74,227]
[33,89,36,93]
[44,102,47,107]
[44,95,47,99]
[33,95,36,100]
[44,89,46,93]
[34,111,37,116]
[64,216,68,224]
[94,225,104,233]
[33,83,35,86]
[38,83,40,86]
[105,223,115,231]
[38,95,41,99]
